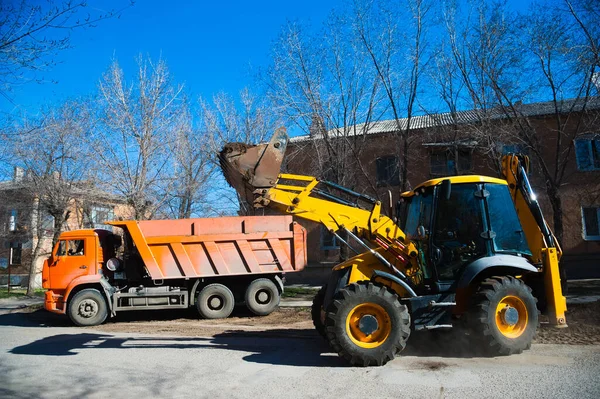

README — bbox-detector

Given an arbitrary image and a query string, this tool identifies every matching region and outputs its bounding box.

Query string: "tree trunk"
[26,238,43,296]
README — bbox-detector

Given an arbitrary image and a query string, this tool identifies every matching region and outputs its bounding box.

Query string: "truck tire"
[68,289,108,327]
[311,285,327,339]
[245,278,280,316]
[469,276,538,355]
[196,284,235,319]
[325,282,411,367]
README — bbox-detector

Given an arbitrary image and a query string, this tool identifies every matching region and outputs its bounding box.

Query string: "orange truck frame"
[42,215,307,326]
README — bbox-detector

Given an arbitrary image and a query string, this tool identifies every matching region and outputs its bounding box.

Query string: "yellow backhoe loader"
[219,128,567,367]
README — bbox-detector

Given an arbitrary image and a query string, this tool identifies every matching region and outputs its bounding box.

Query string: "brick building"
[284,98,600,278]
[0,169,132,287]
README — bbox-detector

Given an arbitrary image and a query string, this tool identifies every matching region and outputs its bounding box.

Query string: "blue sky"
[2,0,537,118]
[1,0,346,116]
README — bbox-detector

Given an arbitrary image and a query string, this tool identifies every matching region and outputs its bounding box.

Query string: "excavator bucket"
[218,128,289,201]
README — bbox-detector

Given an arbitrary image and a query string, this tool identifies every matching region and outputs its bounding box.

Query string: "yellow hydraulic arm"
[502,154,567,327]
[253,173,422,287]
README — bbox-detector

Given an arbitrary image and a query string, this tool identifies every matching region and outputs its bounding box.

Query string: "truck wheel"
[68,289,108,327]
[311,285,327,339]
[325,282,411,367]
[245,278,280,316]
[469,276,538,355]
[196,284,235,319]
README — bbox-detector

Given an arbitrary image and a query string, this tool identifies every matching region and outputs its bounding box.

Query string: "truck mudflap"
[323,268,351,310]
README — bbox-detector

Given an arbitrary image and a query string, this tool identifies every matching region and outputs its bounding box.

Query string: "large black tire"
[311,285,327,339]
[325,282,411,367]
[245,278,280,316]
[469,276,538,355]
[68,289,108,327]
[196,284,235,319]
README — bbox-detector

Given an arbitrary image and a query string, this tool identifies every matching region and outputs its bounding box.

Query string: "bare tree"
[164,103,216,219]
[94,56,186,220]
[353,0,434,191]
[4,99,94,295]
[0,0,131,97]
[265,15,386,198]
[203,88,281,215]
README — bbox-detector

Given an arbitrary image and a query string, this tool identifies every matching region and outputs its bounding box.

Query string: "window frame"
[9,242,22,265]
[320,226,339,250]
[376,155,400,186]
[582,206,600,241]
[429,149,473,177]
[575,138,600,171]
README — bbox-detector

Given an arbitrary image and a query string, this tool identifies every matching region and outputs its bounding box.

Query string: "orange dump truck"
[42,215,307,326]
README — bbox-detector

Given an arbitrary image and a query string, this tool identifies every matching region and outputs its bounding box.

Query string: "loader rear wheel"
[196,284,235,319]
[68,289,108,327]
[325,282,410,367]
[311,285,327,339]
[245,278,280,316]
[469,276,538,355]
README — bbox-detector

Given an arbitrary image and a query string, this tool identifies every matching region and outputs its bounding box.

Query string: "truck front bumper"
[44,290,66,314]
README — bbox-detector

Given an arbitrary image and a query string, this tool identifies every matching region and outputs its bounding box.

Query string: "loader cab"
[398,176,531,290]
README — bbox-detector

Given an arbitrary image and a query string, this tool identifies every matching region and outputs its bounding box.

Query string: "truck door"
[48,238,93,289]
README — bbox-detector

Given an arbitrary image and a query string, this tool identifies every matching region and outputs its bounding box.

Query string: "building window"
[89,205,115,230]
[320,226,339,250]
[9,242,22,265]
[376,156,400,186]
[582,207,600,240]
[575,139,600,171]
[9,209,17,231]
[430,150,472,177]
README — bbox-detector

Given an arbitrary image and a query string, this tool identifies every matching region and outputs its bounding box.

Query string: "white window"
[90,205,115,230]
[9,209,17,231]
[582,206,600,240]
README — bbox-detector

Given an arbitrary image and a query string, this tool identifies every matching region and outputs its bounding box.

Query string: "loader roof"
[401,175,508,197]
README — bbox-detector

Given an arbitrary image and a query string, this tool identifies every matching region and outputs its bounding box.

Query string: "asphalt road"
[1,312,599,399]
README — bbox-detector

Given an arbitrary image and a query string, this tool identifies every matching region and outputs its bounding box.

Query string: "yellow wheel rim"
[345,303,392,349]
[495,295,528,338]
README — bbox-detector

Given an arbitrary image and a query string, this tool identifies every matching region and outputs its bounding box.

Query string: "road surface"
[1,311,599,399]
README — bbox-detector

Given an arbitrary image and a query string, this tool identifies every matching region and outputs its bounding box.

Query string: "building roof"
[0,179,125,204]
[289,97,600,144]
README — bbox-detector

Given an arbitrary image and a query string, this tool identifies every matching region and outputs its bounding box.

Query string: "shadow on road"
[8,330,346,367]
[7,318,489,369]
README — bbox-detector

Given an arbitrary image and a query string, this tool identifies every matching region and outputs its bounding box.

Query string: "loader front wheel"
[196,284,235,319]
[311,285,327,339]
[325,282,410,367]
[469,276,538,355]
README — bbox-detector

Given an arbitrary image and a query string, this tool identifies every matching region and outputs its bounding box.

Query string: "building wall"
[284,112,600,274]
[0,189,132,288]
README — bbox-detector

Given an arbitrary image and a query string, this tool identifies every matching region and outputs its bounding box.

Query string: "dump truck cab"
[42,229,117,316]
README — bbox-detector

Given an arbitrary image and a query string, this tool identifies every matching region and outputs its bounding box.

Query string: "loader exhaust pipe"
[218,127,289,201]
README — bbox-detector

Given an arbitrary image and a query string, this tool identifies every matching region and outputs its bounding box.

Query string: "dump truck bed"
[108,216,306,280]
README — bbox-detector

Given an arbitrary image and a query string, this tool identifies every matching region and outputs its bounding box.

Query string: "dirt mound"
[535,301,600,345]
[91,308,313,337]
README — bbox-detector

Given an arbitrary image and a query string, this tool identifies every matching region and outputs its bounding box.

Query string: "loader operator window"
[433,184,486,280]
